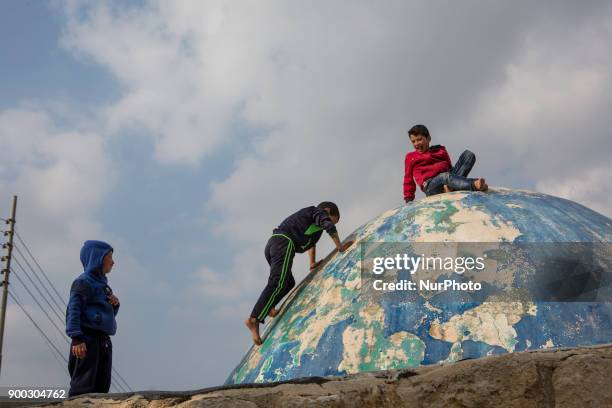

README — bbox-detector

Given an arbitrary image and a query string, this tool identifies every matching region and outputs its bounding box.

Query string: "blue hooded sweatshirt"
[65,240,119,342]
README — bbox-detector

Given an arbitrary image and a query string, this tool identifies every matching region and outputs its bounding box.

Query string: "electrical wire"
[13,244,66,313]
[15,231,67,307]
[10,267,67,341]
[7,290,69,370]
[12,255,65,325]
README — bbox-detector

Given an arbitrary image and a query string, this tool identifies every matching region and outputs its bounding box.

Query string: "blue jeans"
[424,150,476,196]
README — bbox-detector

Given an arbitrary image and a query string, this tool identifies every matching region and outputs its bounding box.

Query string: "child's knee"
[439,172,451,184]
[462,150,476,163]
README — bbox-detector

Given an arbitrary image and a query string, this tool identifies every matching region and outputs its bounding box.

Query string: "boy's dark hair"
[317,201,340,219]
[408,124,430,139]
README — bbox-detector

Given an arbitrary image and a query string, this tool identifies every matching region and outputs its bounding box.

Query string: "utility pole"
[0,195,18,376]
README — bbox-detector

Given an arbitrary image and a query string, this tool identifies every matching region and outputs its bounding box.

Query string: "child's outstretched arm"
[313,208,353,253]
[330,232,352,252]
[309,247,319,270]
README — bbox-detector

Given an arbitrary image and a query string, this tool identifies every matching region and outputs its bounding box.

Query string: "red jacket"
[404,145,452,201]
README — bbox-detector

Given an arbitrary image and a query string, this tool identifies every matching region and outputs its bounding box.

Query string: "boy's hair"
[408,124,430,139]
[317,201,340,219]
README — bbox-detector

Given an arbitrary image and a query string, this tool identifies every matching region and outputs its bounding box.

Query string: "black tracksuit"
[67,329,112,397]
[251,206,337,322]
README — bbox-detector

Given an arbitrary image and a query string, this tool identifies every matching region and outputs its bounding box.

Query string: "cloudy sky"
[1,0,611,391]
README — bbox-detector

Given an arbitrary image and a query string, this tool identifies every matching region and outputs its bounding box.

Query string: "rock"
[38,343,612,408]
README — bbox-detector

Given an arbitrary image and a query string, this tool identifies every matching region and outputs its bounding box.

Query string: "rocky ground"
[32,343,612,408]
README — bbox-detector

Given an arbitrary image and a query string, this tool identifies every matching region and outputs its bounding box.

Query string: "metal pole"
[0,195,18,376]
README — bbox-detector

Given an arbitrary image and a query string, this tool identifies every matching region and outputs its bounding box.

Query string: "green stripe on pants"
[257,238,294,321]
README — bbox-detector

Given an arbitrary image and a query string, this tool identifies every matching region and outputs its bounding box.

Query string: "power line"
[110,378,128,393]
[107,369,128,393]
[14,231,66,307]
[110,371,128,393]
[12,256,65,326]
[13,244,66,314]
[7,291,69,373]
[8,288,25,306]
[8,288,70,374]
[10,267,67,341]
[12,256,65,325]
[110,363,131,392]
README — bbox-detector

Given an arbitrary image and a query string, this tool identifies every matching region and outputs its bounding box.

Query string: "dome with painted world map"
[226,188,612,384]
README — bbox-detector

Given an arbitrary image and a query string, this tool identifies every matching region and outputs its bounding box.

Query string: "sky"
[1,0,611,391]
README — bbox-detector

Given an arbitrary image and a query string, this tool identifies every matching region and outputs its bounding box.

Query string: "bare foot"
[473,178,488,192]
[443,185,453,193]
[268,308,279,318]
[245,317,263,346]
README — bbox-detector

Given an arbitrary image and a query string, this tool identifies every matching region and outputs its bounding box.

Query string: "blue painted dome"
[227,188,612,384]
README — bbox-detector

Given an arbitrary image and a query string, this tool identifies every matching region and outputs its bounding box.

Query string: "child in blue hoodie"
[65,240,120,397]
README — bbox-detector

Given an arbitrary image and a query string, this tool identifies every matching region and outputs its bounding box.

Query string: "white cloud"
[536,164,612,217]
[61,2,247,164]
[41,0,612,369]
[0,108,114,275]
[192,246,269,314]
[441,18,612,203]
[0,107,125,387]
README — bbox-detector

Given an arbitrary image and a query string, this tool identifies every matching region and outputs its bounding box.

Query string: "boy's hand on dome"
[339,241,354,252]
[107,294,120,306]
[310,260,322,270]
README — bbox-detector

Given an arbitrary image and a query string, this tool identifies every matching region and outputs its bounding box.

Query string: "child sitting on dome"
[403,124,488,203]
